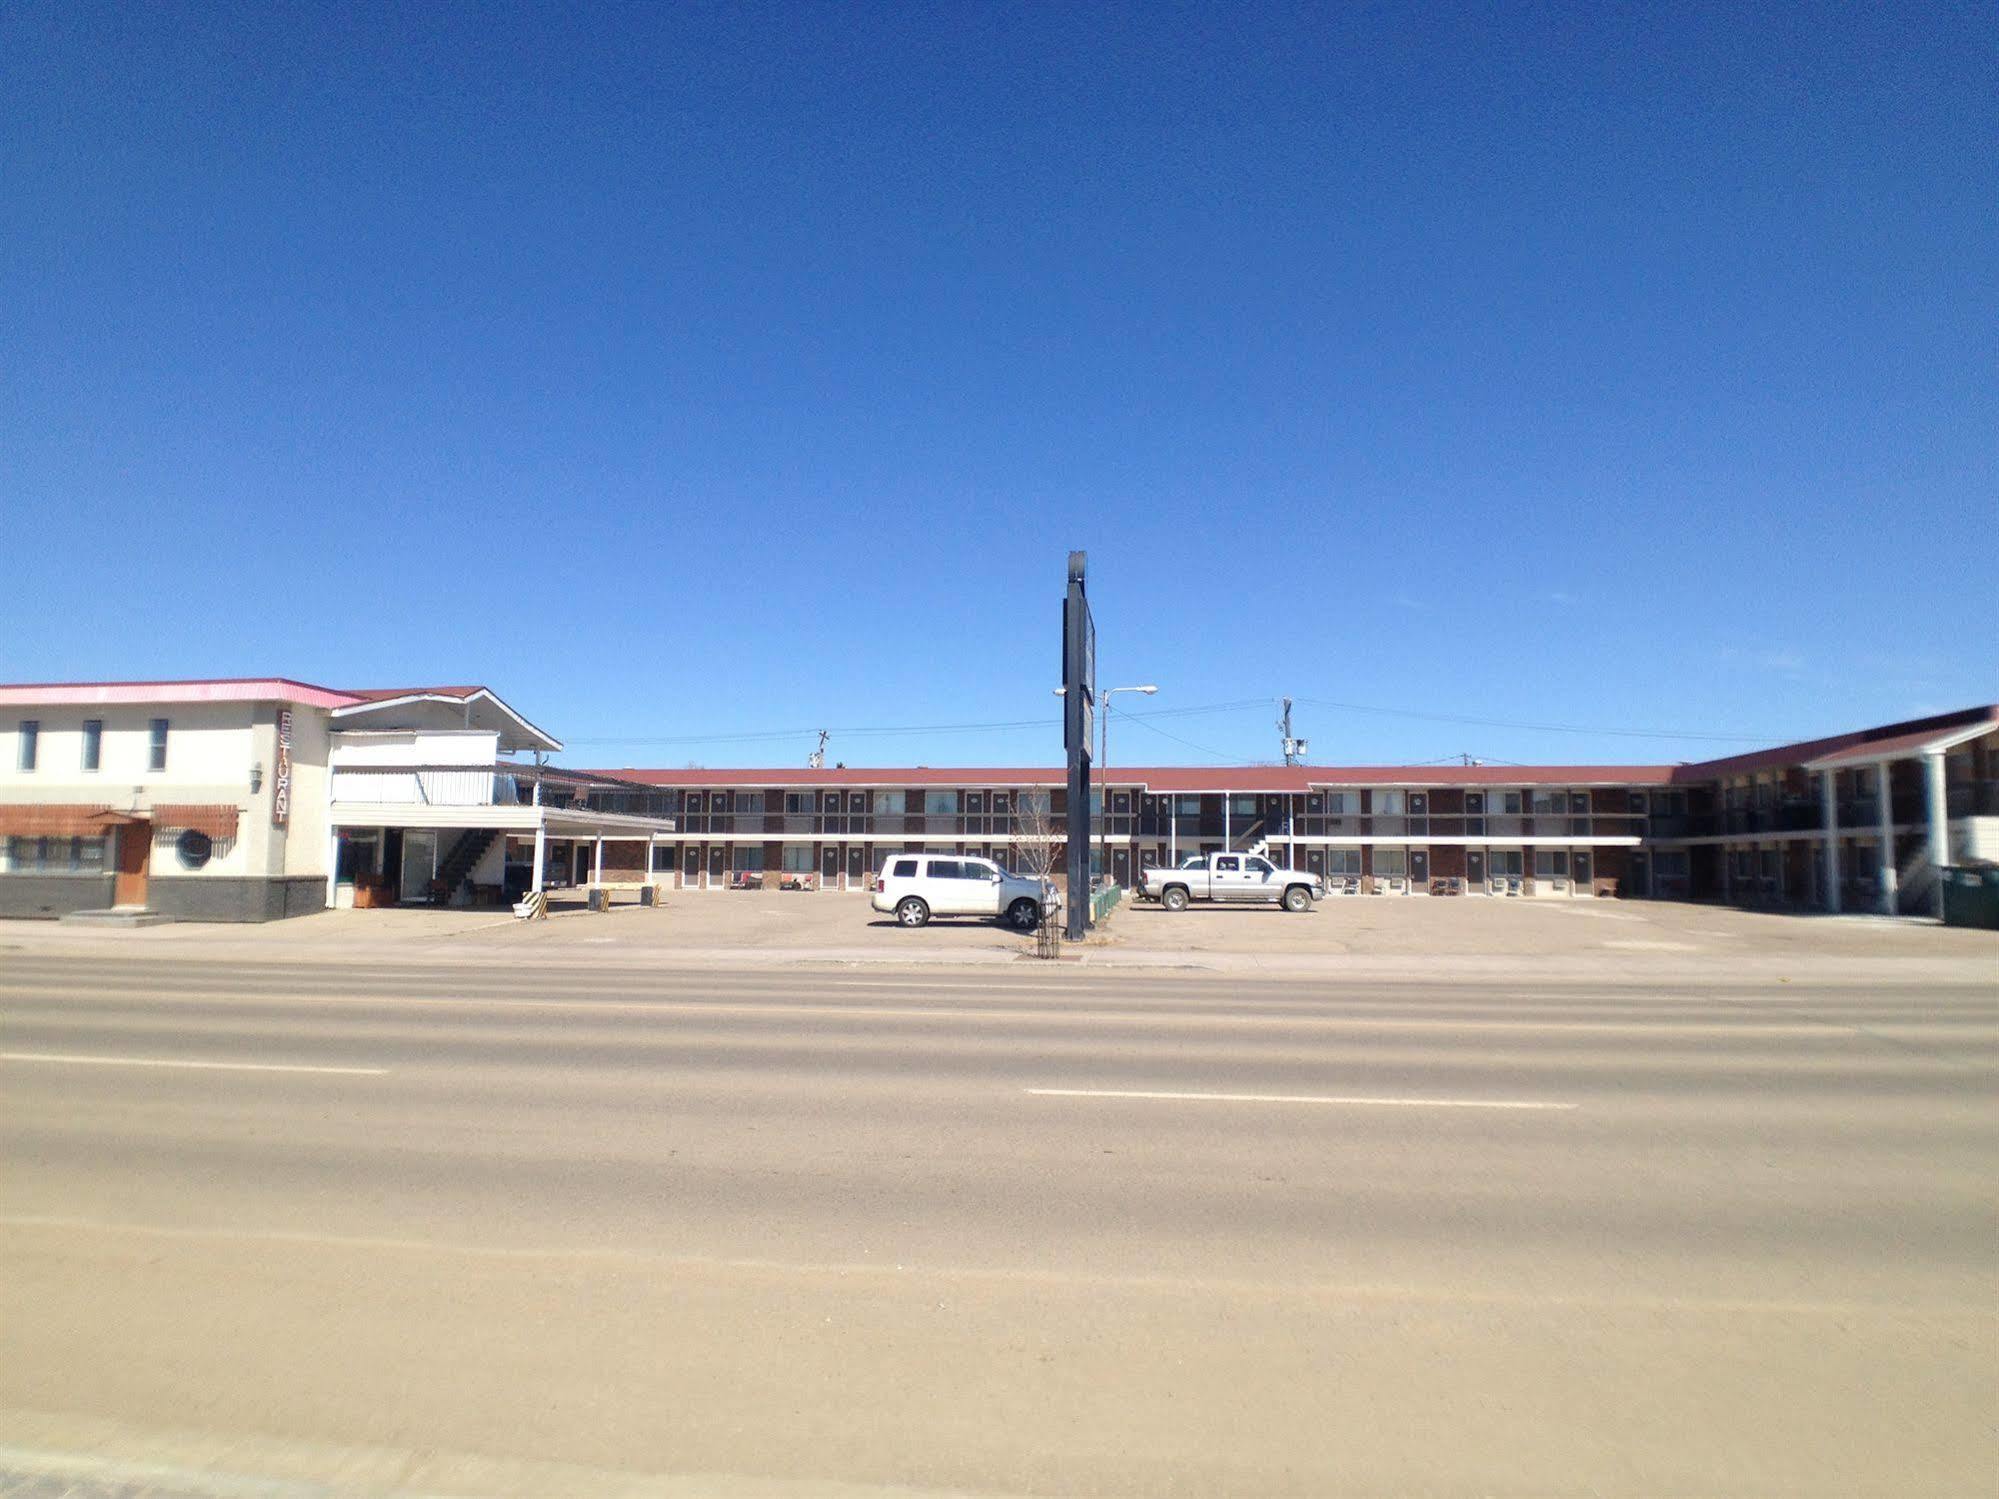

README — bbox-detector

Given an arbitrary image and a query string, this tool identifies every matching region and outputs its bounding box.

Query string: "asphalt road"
[1,954,1993,1497]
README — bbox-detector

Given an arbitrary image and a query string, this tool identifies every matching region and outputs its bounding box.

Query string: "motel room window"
[82,719,102,772]
[784,793,812,814]
[731,846,764,872]
[781,845,814,872]
[732,790,764,814]
[1489,851,1524,877]
[924,790,960,816]
[148,719,169,772]
[1373,849,1408,877]
[1230,795,1258,816]
[873,791,902,816]
[1376,791,1405,815]
[16,721,37,771]
[1325,849,1362,876]
[1533,851,1566,880]
[1501,791,1523,815]
[1325,793,1349,814]
[1175,796,1201,816]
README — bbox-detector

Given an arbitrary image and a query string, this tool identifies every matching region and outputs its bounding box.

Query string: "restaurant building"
[0,679,675,921]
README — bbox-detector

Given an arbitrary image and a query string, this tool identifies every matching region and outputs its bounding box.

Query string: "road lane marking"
[1025,1087,1577,1111]
[8,1214,1979,1317]
[0,1051,386,1076]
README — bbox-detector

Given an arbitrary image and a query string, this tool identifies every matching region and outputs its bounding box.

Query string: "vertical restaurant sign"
[272,709,293,827]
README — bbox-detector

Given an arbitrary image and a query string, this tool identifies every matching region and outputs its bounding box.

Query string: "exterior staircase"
[435,828,500,900]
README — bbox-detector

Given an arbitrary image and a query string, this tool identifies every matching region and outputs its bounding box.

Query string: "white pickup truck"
[1140,853,1325,912]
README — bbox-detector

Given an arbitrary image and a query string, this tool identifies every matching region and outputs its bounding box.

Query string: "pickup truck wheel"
[896,896,930,928]
[1162,886,1190,912]
[1282,884,1312,913]
[1006,897,1040,931]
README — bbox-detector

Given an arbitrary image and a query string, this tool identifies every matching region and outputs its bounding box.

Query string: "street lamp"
[1098,685,1158,889]
[1054,683,1159,896]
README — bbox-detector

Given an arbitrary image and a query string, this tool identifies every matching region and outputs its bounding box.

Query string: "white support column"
[531,822,546,892]
[1288,792,1297,869]
[1224,798,1231,852]
[323,824,340,910]
[1924,750,1949,918]
[1721,843,1732,904]
[1819,770,1840,914]
[1876,761,1895,914]
[593,837,604,884]
[1169,802,1178,864]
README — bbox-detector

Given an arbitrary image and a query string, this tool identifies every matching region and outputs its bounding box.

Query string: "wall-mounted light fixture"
[249,762,264,794]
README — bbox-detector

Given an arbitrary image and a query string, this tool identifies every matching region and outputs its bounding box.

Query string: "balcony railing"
[331,767,516,807]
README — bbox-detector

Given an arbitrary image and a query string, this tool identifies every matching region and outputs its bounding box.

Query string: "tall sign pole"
[1062,551,1095,940]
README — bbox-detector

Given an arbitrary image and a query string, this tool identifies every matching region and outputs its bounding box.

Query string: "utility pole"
[808,730,828,770]
[1279,698,1307,766]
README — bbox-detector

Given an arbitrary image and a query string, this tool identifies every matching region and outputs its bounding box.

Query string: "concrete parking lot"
[2,889,1991,984]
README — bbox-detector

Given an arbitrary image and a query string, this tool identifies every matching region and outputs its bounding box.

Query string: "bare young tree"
[1009,789,1060,898]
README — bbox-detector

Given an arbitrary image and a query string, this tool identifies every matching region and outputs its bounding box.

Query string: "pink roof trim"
[0,678,359,709]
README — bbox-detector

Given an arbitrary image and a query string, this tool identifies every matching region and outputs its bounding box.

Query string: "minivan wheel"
[1006,897,1040,931]
[896,897,930,928]
[1162,886,1190,912]
[1283,884,1312,913]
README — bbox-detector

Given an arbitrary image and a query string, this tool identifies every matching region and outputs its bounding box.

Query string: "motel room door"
[1410,849,1430,889]
[847,846,865,884]
[113,822,151,907]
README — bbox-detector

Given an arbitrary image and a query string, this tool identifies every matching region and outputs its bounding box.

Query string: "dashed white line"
[0,1051,387,1077]
[1025,1087,1577,1111]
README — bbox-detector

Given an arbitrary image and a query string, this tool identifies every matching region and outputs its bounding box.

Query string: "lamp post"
[1098,685,1158,889]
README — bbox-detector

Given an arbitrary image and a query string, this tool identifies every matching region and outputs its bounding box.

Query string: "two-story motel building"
[1,680,1993,921]
[589,703,1998,916]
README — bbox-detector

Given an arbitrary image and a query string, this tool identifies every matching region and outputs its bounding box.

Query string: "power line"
[562,696,1280,749]
[1293,698,1774,744]
[1114,713,1251,764]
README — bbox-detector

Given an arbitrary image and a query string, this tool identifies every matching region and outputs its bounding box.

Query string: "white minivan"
[870,853,1054,930]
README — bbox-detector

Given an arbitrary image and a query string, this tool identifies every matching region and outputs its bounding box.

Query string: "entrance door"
[684,848,699,885]
[402,831,438,903]
[847,847,865,884]
[1111,848,1131,888]
[1572,851,1592,894]
[1410,849,1430,888]
[114,822,151,907]
[821,846,838,882]
[708,846,726,881]
[1466,850,1485,888]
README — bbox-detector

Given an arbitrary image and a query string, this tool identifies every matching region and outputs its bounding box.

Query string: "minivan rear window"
[891,858,918,878]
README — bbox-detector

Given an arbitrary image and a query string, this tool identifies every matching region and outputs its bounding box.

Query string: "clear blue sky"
[3,1,1992,769]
